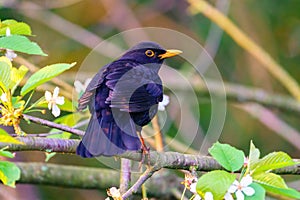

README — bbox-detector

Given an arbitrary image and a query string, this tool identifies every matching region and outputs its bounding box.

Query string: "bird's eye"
[145,50,155,57]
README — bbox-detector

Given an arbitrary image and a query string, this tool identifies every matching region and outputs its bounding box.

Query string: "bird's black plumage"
[76,41,181,157]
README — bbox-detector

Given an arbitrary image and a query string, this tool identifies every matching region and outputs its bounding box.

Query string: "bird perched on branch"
[76,41,182,157]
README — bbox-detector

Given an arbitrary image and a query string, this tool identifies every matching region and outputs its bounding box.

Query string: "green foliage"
[194,141,299,200]
[251,151,297,174]
[0,35,46,56]
[0,161,21,188]
[0,128,24,144]
[21,62,76,96]
[208,141,245,172]
[0,20,31,36]
[244,183,265,200]
[45,152,57,162]
[196,170,235,200]
[0,57,11,91]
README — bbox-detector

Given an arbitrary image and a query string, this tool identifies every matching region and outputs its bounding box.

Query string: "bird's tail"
[76,112,142,158]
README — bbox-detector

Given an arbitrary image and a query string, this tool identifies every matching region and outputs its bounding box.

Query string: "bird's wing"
[105,62,163,112]
[78,64,109,111]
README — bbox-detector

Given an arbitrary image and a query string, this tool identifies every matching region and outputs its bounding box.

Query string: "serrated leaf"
[245,183,265,200]
[0,20,32,36]
[262,185,300,199]
[196,170,236,200]
[253,172,288,189]
[0,128,24,144]
[21,62,76,96]
[248,141,260,171]
[0,161,21,188]
[209,142,245,172]
[0,58,12,91]
[10,65,29,94]
[0,35,46,56]
[252,152,296,174]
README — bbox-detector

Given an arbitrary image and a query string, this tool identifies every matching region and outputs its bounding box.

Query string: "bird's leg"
[137,130,150,167]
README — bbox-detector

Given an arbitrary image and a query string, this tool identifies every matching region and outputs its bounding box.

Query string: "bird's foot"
[139,145,150,169]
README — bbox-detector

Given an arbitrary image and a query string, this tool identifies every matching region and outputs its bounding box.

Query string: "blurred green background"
[1,0,300,199]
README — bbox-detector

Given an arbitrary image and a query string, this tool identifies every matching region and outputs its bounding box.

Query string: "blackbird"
[76,41,182,157]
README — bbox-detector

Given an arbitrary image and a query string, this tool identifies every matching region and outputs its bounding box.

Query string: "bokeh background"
[1,0,300,199]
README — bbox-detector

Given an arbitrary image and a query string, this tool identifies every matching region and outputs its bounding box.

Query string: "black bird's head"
[120,41,182,67]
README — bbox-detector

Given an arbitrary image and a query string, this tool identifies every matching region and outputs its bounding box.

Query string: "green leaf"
[252,152,296,174]
[21,62,76,96]
[9,65,29,94]
[0,161,21,187]
[0,58,12,91]
[209,142,245,172]
[45,152,56,162]
[0,150,15,158]
[248,140,260,171]
[255,172,300,198]
[244,183,265,200]
[253,172,288,189]
[196,170,236,200]
[0,20,32,36]
[262,185,300,199]
[0,35,47,56]
[0,128,24,144]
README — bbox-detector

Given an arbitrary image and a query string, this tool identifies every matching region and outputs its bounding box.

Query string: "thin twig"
[122,167,160,199]
[188,0,300,101]
[120,158,131,194]
[22,114,84,136]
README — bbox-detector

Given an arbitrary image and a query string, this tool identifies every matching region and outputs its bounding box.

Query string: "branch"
[122,167,159,199]
[23,114,84,136]
[3,137,300,174]
[16,162,180,198]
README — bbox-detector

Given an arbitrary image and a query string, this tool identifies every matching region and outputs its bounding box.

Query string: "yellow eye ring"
[145,50,155,57]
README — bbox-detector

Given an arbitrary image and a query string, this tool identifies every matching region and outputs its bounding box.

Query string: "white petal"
[204,192,213,200]
[53,87,60,98]
[228,184,238,193]
[45,91,52,101]
[224,192,234,200]
[194,194,202,200]
[55,96,65,105]
[190,182,197,194]
[6,27,11,36]
[5,50,17,61]
[105,198,110,200]
[1,93,8,102]
[47,102,52,110]
[84,78,92,88]
[161,94,170,106]
[74,80,84,93]
[52,104,61,117]
[235,190,245,200]
[240,175,253,187]
[158,103,166,111]
[242,186,255,196]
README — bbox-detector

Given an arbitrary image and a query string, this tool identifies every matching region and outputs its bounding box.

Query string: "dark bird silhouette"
[76,41,181,157]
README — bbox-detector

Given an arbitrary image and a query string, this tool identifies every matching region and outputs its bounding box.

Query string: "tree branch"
[3,137,300,174]
[16,162,180,198]
[23,114,84,136]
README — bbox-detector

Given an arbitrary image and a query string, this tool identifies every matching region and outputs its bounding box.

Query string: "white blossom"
[45,87,65,117]
[4,28,17,61]
[107,187,121,199]
[227,175,255,200]
[158,94,170,111]
[0,93,8,102]
[74,78,92,94]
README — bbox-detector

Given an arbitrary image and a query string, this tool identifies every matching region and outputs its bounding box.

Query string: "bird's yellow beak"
[158,49,182,59]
